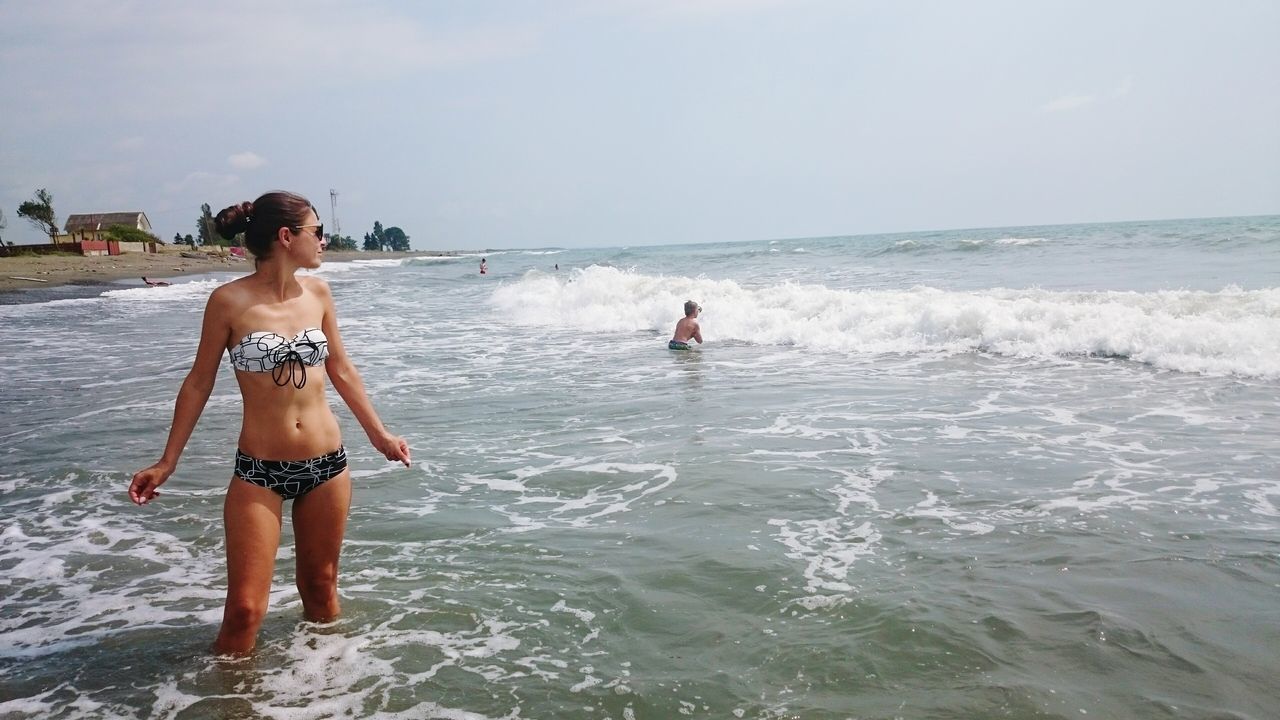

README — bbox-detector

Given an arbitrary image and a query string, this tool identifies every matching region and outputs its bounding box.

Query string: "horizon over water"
[1,214,1278,719]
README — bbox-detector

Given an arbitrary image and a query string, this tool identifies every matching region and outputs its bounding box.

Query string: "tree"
[362,221,386,251]
[17,188,58,242]
[184,233,195,248]
[196,203,215,246]
[326,233,357,251]
[173,232,183,244]
[384,226,411,252]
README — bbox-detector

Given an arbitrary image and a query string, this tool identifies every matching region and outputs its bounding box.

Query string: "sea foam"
[490,266,1280,378]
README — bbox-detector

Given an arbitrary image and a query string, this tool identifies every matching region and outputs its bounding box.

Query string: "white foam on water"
[908,491,995,535]
[309,257,408,275]
[146,621,525,719]
[1131,405,1227,427]
[453,249,556,259]
[0,487,225,659]
[1241,479,1280,517]
[98,278,227,301]
[730,415,845,441]
[551,599,597,624]
[767,466,890,609]
[454,460,678,534]
[0,278,226,320]
[2,465,539,716]
[403,255,465,266]
[960,236,1047,248]
[0,685,112,719]
[491,267,1280,378]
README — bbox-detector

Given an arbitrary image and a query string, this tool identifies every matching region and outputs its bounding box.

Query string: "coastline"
[0,247,458,295]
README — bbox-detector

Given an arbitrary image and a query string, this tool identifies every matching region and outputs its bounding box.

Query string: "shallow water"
[1,216,1278,719]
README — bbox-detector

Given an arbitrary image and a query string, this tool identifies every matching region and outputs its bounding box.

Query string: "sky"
[1,0,1277,249]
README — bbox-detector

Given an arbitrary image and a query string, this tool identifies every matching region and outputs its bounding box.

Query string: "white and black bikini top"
[228,328,329,388]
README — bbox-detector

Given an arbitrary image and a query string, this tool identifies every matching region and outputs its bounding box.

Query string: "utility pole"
[329,189,341,238]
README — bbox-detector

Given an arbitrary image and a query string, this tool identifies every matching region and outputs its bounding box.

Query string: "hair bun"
[214,201,255,239]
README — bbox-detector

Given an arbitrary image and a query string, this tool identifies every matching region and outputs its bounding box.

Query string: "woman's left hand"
[372,431,411,467]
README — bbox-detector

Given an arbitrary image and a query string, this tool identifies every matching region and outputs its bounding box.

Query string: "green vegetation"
[104,224,162,244]
[197,204,215,246]
[362,221,411,251]
[362,221,385,251]
[326,233,357,251]
[17,188,58,242]
[384,226,410,251]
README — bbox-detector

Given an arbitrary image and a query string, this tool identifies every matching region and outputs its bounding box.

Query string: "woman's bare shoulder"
[209,276,250,303]
[206,277,264,321]
[300,275,333,298]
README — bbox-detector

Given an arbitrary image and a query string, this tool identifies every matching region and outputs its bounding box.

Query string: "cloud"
[113,136,145,152]
[0,4,543,124]
[1041,75,1133,112]
[603,0,790,21]
[1041,94,1096,113]
[228,152,266,170]
[164,171,239,195]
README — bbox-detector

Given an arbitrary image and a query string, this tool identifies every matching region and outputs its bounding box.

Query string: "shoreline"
[0,247,460,296]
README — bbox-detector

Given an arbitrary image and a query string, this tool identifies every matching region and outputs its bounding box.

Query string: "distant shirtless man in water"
[668,300,702,350]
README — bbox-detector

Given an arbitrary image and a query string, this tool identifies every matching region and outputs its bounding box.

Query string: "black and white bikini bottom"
[234,447,347,500]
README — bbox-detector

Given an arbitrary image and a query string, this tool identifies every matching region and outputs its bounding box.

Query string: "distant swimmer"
[479,258,487,275]
[668,300,703,350]
[142,277,171,287]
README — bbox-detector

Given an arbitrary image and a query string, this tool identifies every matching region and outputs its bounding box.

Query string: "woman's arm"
[129,288,233,505]
[316,280,411,466]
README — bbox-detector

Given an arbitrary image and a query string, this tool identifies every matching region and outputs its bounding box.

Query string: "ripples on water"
[1,217,1278,719]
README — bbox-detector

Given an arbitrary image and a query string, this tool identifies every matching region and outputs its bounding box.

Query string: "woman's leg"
[214,477,284,655]
[291,469,352,622]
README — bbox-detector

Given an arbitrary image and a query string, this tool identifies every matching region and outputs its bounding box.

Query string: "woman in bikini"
[129,190,411,655]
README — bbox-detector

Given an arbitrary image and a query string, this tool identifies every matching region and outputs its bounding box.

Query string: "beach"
[1,216,1278,719]
[0,246,454,293]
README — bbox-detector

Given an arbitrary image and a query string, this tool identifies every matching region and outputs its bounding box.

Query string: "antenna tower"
[329,189,341,237]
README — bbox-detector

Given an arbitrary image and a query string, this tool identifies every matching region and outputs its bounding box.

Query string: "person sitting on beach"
[141,277,171,287]
[480,258,488,275]
[669,300,703,350]
[129,190,411,656]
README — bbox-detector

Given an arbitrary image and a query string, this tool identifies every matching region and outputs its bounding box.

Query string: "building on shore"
[60,211,155,255]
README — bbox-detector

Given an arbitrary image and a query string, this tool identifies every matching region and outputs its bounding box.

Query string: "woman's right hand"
[129,461,175,505]
[371,431,412,467]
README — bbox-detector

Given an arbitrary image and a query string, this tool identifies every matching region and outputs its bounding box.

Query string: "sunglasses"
[293,223,324,240]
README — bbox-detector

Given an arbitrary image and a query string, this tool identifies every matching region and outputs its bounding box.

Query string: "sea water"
[1,215,1277,719]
